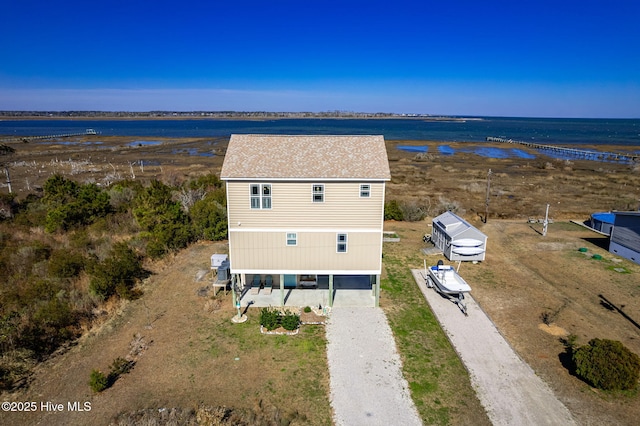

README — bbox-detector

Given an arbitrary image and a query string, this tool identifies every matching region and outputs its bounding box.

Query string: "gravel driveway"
[411,269,576,425]
[326,307,422,426]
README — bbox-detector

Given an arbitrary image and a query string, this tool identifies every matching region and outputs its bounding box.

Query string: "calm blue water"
[1,117,639,147]
[412,145,539,159]
[396,145,428,152]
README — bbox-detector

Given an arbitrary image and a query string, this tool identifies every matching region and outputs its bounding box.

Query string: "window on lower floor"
[337,233,347,253]
[286,232,297,246]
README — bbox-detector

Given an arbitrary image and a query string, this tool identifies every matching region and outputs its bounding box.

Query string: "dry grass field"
[1,134,639,424]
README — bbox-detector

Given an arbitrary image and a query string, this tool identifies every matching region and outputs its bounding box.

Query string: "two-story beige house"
[220,134,391,307]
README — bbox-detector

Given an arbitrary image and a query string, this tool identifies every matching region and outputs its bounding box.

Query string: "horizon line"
[1,111,638,120]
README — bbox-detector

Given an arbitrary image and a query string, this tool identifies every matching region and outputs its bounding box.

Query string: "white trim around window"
[286,232,297,246]
[360,184,371,197]
[312,184,324,203]
[250,183,272,209]
[336,233,348,253]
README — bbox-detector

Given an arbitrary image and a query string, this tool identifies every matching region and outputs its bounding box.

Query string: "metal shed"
[609,212,640,265]
[431,211,487,262]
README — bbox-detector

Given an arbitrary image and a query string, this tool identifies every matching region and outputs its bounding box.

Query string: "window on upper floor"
[337,233,347,253]
[262,184,271,209]
[250,183,271,209]
[360,184,370,197]
[250,184,260,208]
[286,232,297,246]
[312,184,324,203]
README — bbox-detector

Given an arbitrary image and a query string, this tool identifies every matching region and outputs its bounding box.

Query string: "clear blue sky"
[1,0,639,118]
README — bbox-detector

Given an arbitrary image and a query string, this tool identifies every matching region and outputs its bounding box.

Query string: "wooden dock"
[0,129,98,144]
[486,136,639,163]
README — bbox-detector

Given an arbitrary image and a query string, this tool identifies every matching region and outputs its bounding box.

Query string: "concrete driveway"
[326,307,422,426]
[411,269,576,425]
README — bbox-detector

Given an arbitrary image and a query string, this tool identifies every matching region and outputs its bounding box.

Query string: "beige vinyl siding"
[227,181,385,229]
[229,230,382,272]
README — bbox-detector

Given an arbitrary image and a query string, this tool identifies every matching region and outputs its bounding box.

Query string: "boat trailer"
[425,260,469,316]
[426,276,468,315]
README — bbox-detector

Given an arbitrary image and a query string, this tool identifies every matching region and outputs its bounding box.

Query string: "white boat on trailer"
[425,259,471,315]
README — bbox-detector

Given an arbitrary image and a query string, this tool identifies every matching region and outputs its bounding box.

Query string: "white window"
[312,184,324,202]
[286,232,297,246]
[250,184,271,209]
[250,184,260,209]
[337,233,347,253]
[360,184,370,197]
[262,184,271,209]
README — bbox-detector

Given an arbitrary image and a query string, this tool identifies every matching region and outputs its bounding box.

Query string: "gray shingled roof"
[220,134,391,180]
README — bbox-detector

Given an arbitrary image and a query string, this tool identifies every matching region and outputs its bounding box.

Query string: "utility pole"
[4,167,11,194]
[542,203,550,236]
[484,169,492,223]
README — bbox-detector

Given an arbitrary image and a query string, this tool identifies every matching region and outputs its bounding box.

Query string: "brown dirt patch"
[538,323,569,336]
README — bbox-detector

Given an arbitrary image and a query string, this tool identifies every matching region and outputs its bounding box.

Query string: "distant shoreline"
[0,112,482,122]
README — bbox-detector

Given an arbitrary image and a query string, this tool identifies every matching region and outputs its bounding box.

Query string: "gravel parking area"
[326,307,422,426]
[411,269,576,425]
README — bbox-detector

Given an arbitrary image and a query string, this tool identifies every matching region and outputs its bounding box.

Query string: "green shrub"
[43,175,111,232]
[188,173,223,191]
[89,369,108,392]
[89,242,145,300]
[19,298,76,356]
[89,357,135,392]
[12,194,48,228]
[110,357,135,376]
[260,307,280,331]
[303,306,312,313]
[0,350,33,391]
[259,308,300,331]
[107,357,135,386]
[281,310,300,331]
[384,200,403,221]
[572,338,640,390]
[144,238,166,259]
[190,190,228,241]
[48,250,85,278]
[133,180,193,254]
[0,363,12,390]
